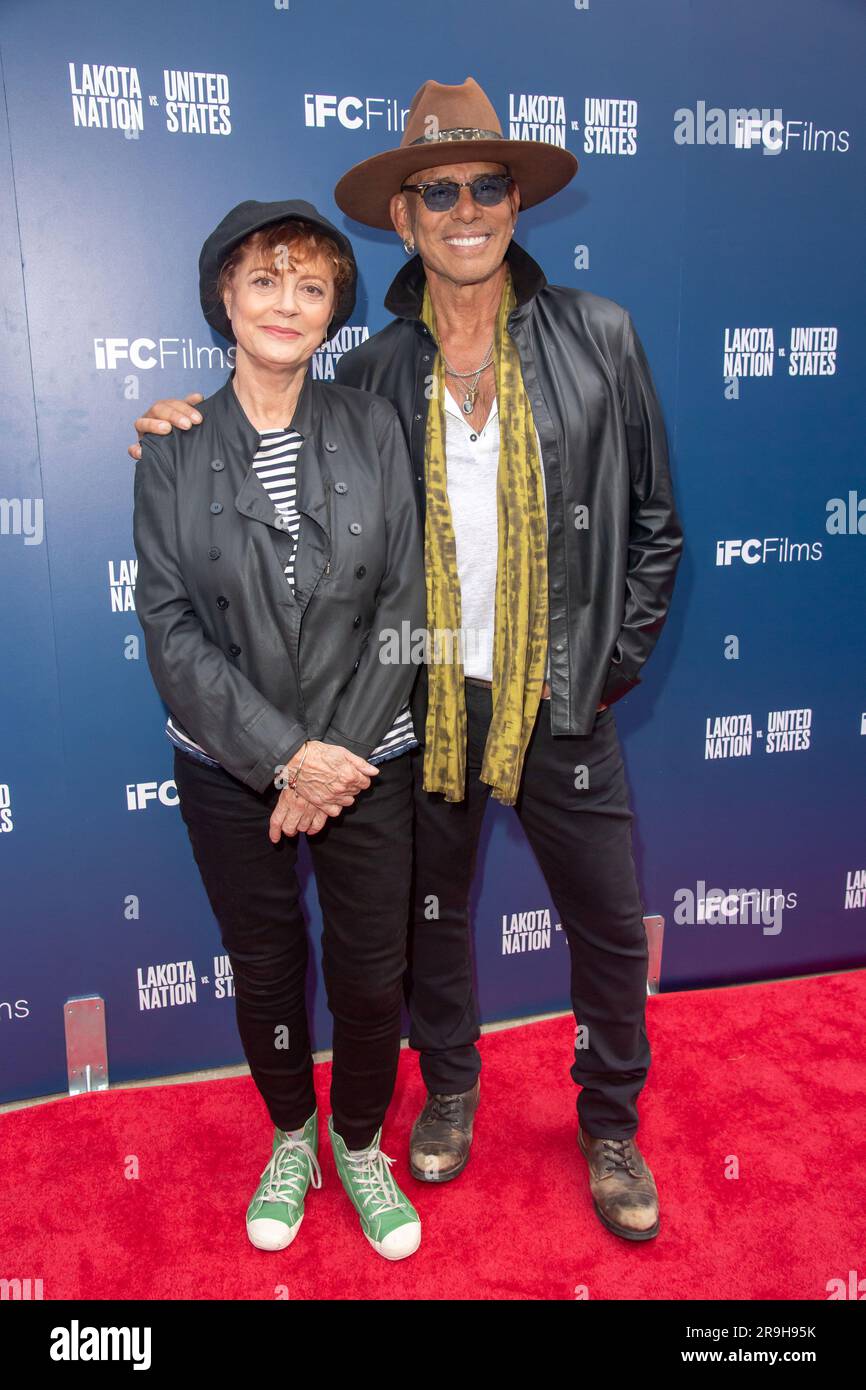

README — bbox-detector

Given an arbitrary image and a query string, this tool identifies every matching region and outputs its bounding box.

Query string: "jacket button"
[210,459,225,471]
[416,475,423,483]
[551,579,563,593]
[324,440,338,452]
[217,596,229,610]
[414,413,422,421]
[334,481,348,494]
[210,502,223,514]
[422,354,430,363]
[275,513,291,530]
[349,522,362,535]
[356,565,366,578]
[554,643,564,653]
[228,644,241,657]
[208,547,221,560]
[353,615,362,628]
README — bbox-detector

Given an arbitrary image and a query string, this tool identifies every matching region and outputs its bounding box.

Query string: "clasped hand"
[268,740,379,842]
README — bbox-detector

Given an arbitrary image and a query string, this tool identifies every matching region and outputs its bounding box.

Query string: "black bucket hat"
[199,198,357,343]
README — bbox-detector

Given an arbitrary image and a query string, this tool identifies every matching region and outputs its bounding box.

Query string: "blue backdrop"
[1,0,864,1104]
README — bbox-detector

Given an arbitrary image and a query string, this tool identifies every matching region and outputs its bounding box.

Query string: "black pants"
[407,682,651,1138]
[172,746,413,1151]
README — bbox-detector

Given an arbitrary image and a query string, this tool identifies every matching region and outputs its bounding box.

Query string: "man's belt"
[464,676,552,700]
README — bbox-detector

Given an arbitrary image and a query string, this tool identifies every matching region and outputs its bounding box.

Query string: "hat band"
[408,126,502,146]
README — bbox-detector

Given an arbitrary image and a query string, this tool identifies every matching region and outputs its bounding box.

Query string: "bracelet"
[286,742,309,790]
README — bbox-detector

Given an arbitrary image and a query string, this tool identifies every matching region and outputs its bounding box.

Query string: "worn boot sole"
[408,1144,472,1184]
[578,1130,660,1242]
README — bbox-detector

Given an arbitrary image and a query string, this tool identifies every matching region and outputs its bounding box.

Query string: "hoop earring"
[403,238,416,255]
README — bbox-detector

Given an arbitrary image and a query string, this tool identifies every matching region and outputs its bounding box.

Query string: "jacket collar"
[383,237,547,321]
[211,364,318,450]
[211,368,328,535]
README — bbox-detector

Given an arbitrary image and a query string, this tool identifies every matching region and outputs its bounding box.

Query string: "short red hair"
[213,218,354,322]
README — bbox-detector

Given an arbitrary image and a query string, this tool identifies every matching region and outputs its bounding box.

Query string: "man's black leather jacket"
[133,369,425,793]
[335,238,684,739]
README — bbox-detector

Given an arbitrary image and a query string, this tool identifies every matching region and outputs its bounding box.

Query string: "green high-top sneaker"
[246,1110,321,1251]
[329,1116,421,1261]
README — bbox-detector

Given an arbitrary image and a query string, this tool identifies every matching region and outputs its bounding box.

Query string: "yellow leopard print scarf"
[420,269,548,805]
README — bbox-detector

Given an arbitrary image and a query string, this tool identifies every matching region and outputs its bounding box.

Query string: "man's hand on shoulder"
[127,392,205,460]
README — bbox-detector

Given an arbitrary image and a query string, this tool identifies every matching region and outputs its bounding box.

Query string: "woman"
[133,199,425,1260]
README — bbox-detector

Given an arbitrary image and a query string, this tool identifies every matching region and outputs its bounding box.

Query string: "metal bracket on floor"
[64,996,109,1095]
[643,916,664,996]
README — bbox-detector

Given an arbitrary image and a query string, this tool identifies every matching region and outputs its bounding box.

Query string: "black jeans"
[172,746,413,1151]
[407,681,651,1138]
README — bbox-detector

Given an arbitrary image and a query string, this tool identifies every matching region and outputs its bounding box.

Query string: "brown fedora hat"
[333,76,578,230]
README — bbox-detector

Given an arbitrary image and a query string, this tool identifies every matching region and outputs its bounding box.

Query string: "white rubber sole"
[246,1213,303,1251]
[364,1220,422,1261]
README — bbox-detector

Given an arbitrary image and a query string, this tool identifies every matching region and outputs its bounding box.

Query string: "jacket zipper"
[324,480,333,575]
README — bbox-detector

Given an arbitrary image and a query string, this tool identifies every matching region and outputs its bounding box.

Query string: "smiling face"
[390,160,521,290]
[220,232,337,370]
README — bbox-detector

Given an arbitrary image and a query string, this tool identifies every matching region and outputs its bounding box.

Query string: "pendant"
[462,389,476,415]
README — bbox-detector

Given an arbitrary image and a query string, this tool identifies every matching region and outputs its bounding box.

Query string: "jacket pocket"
[600,648,641,707]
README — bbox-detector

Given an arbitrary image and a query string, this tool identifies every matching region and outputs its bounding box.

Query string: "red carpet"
[2,971,864,1300]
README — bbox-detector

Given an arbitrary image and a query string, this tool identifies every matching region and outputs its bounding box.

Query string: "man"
[130,77,683,1242]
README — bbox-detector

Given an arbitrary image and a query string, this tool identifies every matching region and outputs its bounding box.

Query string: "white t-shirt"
[442,388,550,682]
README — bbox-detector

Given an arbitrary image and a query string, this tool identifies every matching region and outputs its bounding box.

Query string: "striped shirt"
[166,427,417,771]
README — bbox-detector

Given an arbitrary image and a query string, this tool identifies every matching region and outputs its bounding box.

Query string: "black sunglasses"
[399,173,514,213]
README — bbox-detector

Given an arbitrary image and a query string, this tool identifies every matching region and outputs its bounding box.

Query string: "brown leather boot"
[409,1079,480,1183]
[578,1127,660,1241]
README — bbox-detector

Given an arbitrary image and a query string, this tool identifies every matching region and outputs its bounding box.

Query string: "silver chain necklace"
[443,340,495,415]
